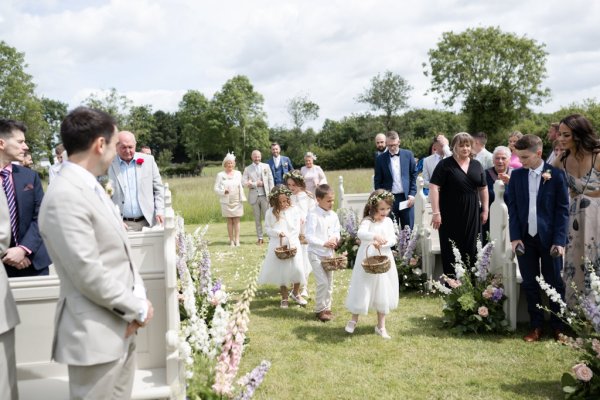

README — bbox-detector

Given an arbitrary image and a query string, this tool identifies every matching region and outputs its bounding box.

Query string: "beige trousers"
[309,253,333,313]
[0,328,18,400]
[252,196,269,239]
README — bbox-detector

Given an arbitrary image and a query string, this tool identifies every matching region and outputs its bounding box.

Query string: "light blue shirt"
[119,157,143,218]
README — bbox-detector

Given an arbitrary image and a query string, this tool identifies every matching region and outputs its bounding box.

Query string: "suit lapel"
[134,154,143,194]
[111,158,127,194]
[11,165,25,216]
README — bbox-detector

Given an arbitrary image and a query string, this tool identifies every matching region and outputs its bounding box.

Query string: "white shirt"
[273,155,281,168]
[305,206,341,257]
[475,148,494,170]
[390,153,403,194]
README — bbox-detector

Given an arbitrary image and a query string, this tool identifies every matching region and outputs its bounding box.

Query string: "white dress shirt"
[390,153,404,194]
[305,206,341,257]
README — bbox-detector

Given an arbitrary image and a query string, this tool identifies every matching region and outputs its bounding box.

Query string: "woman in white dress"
[214,153,246,246]
[300,152,327,195]
[285,170,316,298]
[345,190,399,339]
[258,185,307,308]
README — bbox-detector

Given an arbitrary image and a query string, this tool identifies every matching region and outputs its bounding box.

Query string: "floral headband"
[283,170,304,182]
[368,190,394,206]
[268,186,293,201]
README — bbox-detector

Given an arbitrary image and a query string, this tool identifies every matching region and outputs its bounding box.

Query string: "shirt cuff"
[18,245,32,255]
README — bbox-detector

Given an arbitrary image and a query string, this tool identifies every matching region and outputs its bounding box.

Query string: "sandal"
[289,292,308,306]
[345,320,357,334]
[280,299,289,309]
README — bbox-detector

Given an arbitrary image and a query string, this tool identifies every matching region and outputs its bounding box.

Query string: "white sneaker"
[345,320,357,334]
[289,292,308,306]
[375,326,391,339]
[230,241,235,247]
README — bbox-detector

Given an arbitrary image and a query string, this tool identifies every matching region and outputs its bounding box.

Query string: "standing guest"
[257,185,306,308]
[0,119,51,277]
[508,131,523,169]
[305,184,340,322]
[108,131,164,231]
[553,114,600,304]
[374,130,417,228]
[422,136,447,189]
[472,131,494,170]
[300,151,327,194]
[552,139,563,162]
[285,170,316,298]
[22,151,33,168]
[374,133,387,157]
[546,122,560,164]
[507,134,569,342]
[267,142,294,185]
[429,132,488,276]
[0,188,19,400]
[214,152,246,247]
[344,190,398,339]
[39,107,154,399]
[482,146,512,242]
[140,145,152,155]
[49,143,65,183]
[243,150,274,245]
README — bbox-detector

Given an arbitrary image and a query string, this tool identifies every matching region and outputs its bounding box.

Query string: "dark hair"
[60,107,116,155]
[559,114,600,157]
[55,143,65,154]
[472,131,488,144]
[386,131,400,141]
[315,183,334,199]
[285,170,309,192]
[268,185,292,220]
[0,119,27,139]
[362,189,394,220]
[514,134,542,152]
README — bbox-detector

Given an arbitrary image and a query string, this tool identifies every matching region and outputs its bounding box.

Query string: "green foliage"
[157,149,172,169]
[424,26,550,135]
[357,70,412,130]
[396,108,467,139]
[83,87,132,127]
[39,97,68,160]
[125,104,156,145]
[178,90,211,161]
[286,93,319,130]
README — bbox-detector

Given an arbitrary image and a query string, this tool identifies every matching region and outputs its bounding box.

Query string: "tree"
[40,97,68,161]
[424,26,550,136]
[357,70,412,130]
[125,104,156,146]
[177,90,211,161]
[286,93,319,131]
[0,41,48,152]
[83,87,132,127]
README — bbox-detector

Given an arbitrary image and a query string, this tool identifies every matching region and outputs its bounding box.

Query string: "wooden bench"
[12,184,185,399]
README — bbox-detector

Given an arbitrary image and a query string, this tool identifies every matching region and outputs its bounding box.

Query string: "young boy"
[507,134,569,342]
[305,184,341,322]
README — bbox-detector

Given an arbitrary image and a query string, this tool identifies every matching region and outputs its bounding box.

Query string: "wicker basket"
[321,253,348,271]
[298,233,308,245]
[274,236,297,260]
[362,245,390,274]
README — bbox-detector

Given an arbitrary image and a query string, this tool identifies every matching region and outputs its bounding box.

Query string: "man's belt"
[123,216,145,222]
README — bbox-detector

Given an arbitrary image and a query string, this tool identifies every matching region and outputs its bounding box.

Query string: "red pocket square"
[23,183,34,191]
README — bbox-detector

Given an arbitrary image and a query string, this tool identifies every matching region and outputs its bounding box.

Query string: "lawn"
[169,169,575,399]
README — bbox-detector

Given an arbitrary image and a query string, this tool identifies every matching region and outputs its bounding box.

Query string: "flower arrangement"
[537,260,600,399]
[175,217,269,398]
[336,207,360,267]
[430,241,509,334]
[395,225,426,292]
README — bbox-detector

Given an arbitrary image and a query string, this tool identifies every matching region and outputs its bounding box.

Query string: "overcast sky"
[1,0,599,129]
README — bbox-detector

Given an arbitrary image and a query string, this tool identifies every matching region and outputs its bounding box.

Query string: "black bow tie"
[390,153,399,157]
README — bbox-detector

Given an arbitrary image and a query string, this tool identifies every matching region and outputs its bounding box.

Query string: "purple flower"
[402,227,419,263]
[234,360,271,400]
[492,287,504,302]
[397,225,411,256]
[475,242,494,282]
[581,297,600,333]
[211,280,222,295]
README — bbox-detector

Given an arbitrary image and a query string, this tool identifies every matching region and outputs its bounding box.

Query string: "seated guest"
[301,152,327,194]
[482,146,512,242]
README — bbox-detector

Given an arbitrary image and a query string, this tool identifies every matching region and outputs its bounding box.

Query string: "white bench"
[12,184,185,399]
[413,177,442,284]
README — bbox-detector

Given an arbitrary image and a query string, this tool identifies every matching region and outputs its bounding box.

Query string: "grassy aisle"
[190,220,573,400]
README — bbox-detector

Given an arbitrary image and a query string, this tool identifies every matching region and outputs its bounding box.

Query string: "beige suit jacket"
[242,162,274,205]
[39,164,146,365]
[0,188,19,334]
[108,153,164,226]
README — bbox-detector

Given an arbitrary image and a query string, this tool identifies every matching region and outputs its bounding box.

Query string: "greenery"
[395,225,427,292]
[286,93,319,131]
[336,208,360,268]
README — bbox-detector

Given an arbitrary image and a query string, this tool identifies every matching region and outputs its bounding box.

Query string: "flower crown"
[368,190,394,206]
[283,170,304,182]
[268,185,293,201]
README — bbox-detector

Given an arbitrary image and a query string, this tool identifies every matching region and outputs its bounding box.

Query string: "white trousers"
[309,253,333,313]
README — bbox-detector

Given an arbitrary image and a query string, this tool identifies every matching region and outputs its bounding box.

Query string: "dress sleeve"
[264,209,280,239]
[214,172,225,195]
[357,219,375,241]
[382,218,397,248]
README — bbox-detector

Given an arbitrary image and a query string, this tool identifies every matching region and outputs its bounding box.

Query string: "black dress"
[430,157,486,276]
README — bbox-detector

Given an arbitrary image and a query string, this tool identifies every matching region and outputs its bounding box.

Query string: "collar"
[529,162,544,176]
[316,206,332,216]
[62,161,100,191]
[118,154,141,165]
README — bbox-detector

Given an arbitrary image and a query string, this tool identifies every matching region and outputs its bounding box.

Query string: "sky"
[1,0,600,130]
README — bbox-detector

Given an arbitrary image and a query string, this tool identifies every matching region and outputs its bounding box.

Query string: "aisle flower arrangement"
[337,207,360,267]
[395,225,426,292]
[538,261,600,399]
[430,241,509,334]
[175,217,270,399]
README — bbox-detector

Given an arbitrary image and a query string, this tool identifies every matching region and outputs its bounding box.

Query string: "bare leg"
[233,217,241,245]
[377,312,386,330]
[226,218,234,245]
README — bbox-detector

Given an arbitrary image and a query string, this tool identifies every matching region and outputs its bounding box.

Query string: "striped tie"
[1,168,19,245]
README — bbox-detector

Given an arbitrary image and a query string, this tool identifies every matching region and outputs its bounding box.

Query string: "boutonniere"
[104,181,114,197]
[284,162,288,168]
[541,169,552,184]
[136,158,144,165]
[263,169,267,175]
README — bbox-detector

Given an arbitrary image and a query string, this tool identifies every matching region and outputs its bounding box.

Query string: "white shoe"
[375,326,391,339]
[235,241,240,247]
[289,292,308,306]
[300,288,309,298]
[230,241,235,247]
[345,320,357,334]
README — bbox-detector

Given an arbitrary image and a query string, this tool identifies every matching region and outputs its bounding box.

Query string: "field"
[167,168,574,400]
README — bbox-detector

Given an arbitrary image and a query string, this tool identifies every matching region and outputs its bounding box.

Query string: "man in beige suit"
[243,150,274,245]
[39,107,154,400]
[0,188,19,400]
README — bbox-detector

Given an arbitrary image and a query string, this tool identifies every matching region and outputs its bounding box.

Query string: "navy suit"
[507,163,569,329]
[268,156,294,186]
[5,165,51,277]
[374,149,417,228]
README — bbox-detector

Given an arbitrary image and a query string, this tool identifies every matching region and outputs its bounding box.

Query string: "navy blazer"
[507,163,569,248]
[373,148,417,197]
[268,156,294,185]
[9,165,51,273]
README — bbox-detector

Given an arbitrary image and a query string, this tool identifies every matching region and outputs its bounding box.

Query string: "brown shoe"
[316,311,331,322]
[257,239,264,245]
[523,328,543,342]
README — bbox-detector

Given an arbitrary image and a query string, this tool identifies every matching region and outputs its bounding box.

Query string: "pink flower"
[444,277,461,289]
[478,306,489,318]
[136,158,144,165]
[572,363,593,382]
[541,169,551,184]
[409,257,418,266]
[482,289,493,299]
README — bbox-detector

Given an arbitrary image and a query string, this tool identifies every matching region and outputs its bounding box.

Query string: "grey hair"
[304,151,317,160]
[492,145,511,159]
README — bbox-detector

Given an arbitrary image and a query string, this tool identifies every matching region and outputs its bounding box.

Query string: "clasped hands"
[126,299,154,338]
[2,246,31,269]
[510,240,564,258]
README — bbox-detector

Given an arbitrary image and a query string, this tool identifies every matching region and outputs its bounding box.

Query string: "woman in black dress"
[429,132,489,276]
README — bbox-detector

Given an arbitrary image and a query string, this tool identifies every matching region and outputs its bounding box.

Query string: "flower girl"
[257,185,307,308]
[344,190,399,339]
[285,170,316,298]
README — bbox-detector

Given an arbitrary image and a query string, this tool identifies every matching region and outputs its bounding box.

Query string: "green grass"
[185,220,574,400]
